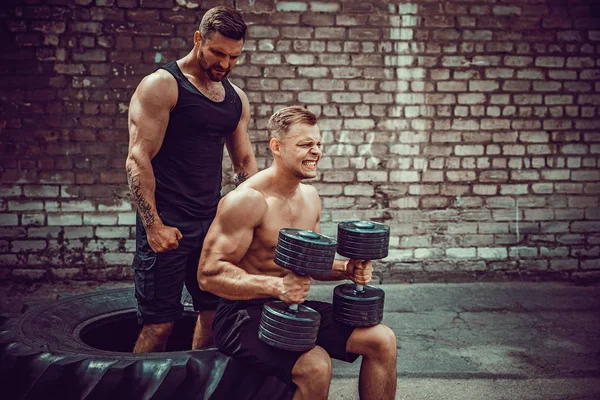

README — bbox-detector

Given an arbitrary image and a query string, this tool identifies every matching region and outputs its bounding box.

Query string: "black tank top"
[152,60,242,220]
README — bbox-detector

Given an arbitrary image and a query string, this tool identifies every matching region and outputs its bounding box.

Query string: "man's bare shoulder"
[218,186,268,221]
[134,69,177,105]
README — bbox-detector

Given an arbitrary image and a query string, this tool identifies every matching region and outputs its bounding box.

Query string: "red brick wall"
[1,0,599,282]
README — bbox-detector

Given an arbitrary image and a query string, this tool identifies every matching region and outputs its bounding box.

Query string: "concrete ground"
[1,280,599,400]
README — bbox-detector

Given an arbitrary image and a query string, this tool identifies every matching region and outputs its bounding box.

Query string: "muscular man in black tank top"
[126,7,257,353]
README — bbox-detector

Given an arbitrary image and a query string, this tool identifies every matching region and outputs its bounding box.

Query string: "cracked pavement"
[308,282,600,399]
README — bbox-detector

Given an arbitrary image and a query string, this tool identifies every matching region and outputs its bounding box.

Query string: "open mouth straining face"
[302,160,318,169]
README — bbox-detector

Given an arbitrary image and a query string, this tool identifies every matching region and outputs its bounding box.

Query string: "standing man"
[126,6,257,352]
[198,106,398,399]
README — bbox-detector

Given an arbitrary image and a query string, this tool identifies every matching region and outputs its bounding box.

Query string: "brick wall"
[1,0,599,282]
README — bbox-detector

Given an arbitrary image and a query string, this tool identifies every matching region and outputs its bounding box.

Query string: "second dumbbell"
[333,220,389,327]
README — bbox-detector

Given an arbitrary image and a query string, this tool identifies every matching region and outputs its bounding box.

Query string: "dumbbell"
[258,228,336,352]
[333,220,389,327]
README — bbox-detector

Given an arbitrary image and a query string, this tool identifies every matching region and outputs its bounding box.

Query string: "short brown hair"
[199,7,246,41]
[267,106,317,140]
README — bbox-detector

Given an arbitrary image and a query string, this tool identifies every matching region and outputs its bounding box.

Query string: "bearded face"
[195,32,244,82]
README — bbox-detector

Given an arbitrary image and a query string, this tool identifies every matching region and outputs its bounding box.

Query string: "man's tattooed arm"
[234,171,249,187]
[127,165,155,228]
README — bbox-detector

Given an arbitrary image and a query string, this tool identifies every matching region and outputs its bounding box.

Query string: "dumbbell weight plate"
[334,283,386,301]
[274,247,336,265]
[333,305,383,319]
[259,301,321,352]
[332,283,385,327]
[260,317,319,340]
[333,307,383,319]
[258,331,318,352]
[335,249,389,261]
[333,300,383,313]
[259,229,336,351]
[336,241,389,253]
[333,302,384,313]
[260,313,320,335]
[275,228,337,276]
[278,229,337,250]
[261,301,321,327]
[258,323,318,344]
[337,234,389,244]
[338,220,390,238]
[333,313,383,327]
[277,240,339,257]
[273,255,334,276]
[337,221,389,260]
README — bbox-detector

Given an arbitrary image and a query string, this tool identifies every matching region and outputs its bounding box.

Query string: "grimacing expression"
[278,123,322,180]
[196,32,244,82]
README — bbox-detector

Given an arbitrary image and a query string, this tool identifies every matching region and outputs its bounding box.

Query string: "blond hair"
[267,106,317,140]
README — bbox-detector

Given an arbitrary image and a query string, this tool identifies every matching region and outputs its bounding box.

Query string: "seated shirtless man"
[197,106,397,399]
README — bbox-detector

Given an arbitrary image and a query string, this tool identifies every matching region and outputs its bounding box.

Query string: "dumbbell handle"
[352,259,368,293]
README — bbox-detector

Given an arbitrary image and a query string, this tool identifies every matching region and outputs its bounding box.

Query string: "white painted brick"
[8,201,44,211]
[310,2,339,12]
[322,171,355,182]
[48,213,82,226]
[389,28,413,40]
[500,184,528,195]
[95,227,130,239]
[447,248,476,258]
[276,1,308,12]
[455,145,484,156]
[343,118,375,130]
[535,57,565,68]
[101,252,134,265]
[452,119,479,130]
[357,171,387,182]
[385,249,413,261]
[390,144,419,155]
[118,212,136,225]
[390,171,419,182]
[478,247,508,259]
[398,3,418,14]
[22,213,44,226]
[83,214,118,226]
[391,197,419,209]
[395,68,425,80]
[0,214,18,226]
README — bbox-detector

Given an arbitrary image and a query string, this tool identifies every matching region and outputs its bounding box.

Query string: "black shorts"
[132,209,220,325]
[213,298,359,385]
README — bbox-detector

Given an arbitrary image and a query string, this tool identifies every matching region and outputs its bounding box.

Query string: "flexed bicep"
[197,188,268,296]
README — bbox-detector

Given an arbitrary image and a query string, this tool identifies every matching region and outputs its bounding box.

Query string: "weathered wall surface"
[1,0,599,282]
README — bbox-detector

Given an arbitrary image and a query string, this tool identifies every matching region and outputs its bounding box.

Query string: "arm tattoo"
[234,171,249,187]
[126,165,155,228]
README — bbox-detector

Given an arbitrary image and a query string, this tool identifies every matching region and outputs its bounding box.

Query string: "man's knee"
[348,324,397,359]
[292,346,332,386]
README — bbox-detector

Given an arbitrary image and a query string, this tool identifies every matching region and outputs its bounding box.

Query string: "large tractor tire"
[0,288,293,400]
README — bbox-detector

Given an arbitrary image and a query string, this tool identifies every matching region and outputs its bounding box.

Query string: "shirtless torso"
[197,107,397,400]
[198,116,355,304]
[238,175,321,276]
